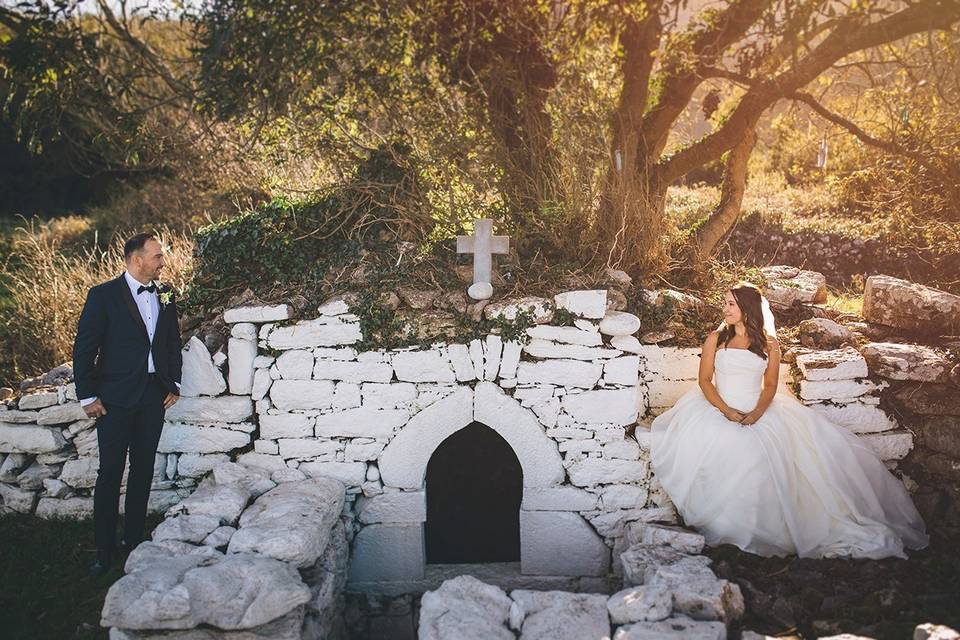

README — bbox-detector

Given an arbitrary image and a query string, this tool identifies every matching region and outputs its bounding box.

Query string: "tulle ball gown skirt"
[649,348,928,559]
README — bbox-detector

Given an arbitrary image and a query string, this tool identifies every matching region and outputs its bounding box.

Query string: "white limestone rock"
[761,265,827,306]
[562,388,639,426]
[808,402,898,434]
[203,525,237,548]
[613,615,726,639]
[447,344,477,382]
[626,522,706,554]
[600,311,642,337]
[344,441,385,461]
[299,461,367,487]
[157,423,250,454]
[524,339,621,361]
[361,382,418,409]
[0,423,67,454]
[863,274,960,335]
[520,510,610,576]
[269,380,335,411]
[521,486,598,511]
[355,490,425,524]
[554,290,607,319]
[799,378,880,401]
[568,458,648,486]
[796,347,868,381]
[517,360,602,388]
[18,391,59,410]
[861,430,914,460]
[526,325,603,346]
[277,438,340,460]
[266,317,362,349]
[227,477,344,568]
[605,356,640,386]
[228,323,258,395]
[15,460,58,490]
[601,484,649,510]
[236,452,287,472]
[510,589,611,640]
[317,297,352,316]
[314,407,408,438]
[42,477,71,498]
[862,342,954,383]
[499,341,522,380]
[165,396,253,423]
[170,480,251,526]
[251,368,272,402]
[60,457,100,489]
[484,297,554,324]
[332,381,362,409]
[484,334,503,381]
[101,552,310,630]
[392,350,456,383]
[35,496,94,519]
[0,483,38,513]
[152,514,222,544]
[418,575,514,640]
[275,350,314,380]
[607,584,673,624]
[612,336,644,354]
[0,452,32,481]
[223,304,293,324]
[313,359,393,383]
[0,409,40,424]
[36,402,89,426]
[179,336,227,397]
[175,453,231,478]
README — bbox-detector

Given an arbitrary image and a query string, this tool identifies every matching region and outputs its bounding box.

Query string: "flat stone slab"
[613,615,727,639]
[863,274,960,335]
[223,304,293,324]
[511,589,610,640]
[761,265,827,307]
[418,575,514,640]
[862,342,954,383]
[0,423,67,454]
[607,584,673,624]
[795,347,868,381]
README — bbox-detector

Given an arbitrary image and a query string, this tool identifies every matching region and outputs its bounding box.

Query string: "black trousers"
[93,374,166,551]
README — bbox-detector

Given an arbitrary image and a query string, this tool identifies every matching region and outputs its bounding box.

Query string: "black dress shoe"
[88,548,113,577]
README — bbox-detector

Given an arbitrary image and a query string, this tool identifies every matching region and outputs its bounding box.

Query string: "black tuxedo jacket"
[72,274,183,409]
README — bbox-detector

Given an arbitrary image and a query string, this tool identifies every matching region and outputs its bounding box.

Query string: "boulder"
[761,266,827,306]
[607,584,673,624]
[799,318,855,349]
[863,275,960,335]
[510,589,610,640]
[418,575,514,640]
[626,523,706,555]
[179,336,227,397]
[862,342,954,383]
[600,311,642,337]
[0,423,67,454]
[170,480,251,526]
[101,553,310,630]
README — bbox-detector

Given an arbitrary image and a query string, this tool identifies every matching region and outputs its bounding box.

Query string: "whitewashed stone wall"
[0,287,919,596]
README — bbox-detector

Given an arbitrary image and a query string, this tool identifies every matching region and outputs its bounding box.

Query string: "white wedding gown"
[650,347,929,559]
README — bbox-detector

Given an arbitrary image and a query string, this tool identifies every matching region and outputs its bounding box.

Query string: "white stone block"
[228,327,257,395]
[526,325,603,346]
[236,452,287,472]
[165,396,254,424]
[314,407,408,438]
[332,381,362,409]
[317,297,351,316]
[447,344,477,382]
[647,379,697,409]
[315,347,358,360]
[344,441,385,461]
[799,378,880,401]
[499,341,522,380]
[179,336,227,397]
[266,317,362,349]
[275,350,315,380]
[313,360,393,383]
[484,334,503,381]
[36,402,87,426]
[638,346,701,379]
[356,490,426,524]
[347,523,425,583]
[567,458,649,486]
[520,510,610,576]
[469,339,485,380]
[251,368,272,403]
[300,461,366,486]
[861,430,914,460]
[563,388,639,426]
[392,350,455,383]
[524,339,621,361]
[0,423,67,454]
[157,423,250,454]
[254,440,279,455]
[521,486,598,511]
[604,438,641,460]
[796,347,869,381]
[36,497,94,519]
[600,311,642,337]
[554,290,608,319]
[60,457,100,489]
[517,360,602,388]
[277,438,341,459]
[269,380,335,411]
[601,484,649,510]
[223,304,292,324]
[170,453,230,478]
[361,382,418,409]
[18,392,59,410]
[611,335,643,354]
[605,356,640,386]
[808,402,898,434]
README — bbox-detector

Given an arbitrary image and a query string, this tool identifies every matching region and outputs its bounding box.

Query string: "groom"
[73,232,182,576]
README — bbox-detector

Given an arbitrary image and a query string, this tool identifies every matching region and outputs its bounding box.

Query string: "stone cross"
[456,219,509,300]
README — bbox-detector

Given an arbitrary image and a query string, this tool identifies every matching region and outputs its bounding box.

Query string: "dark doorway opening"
[425,421,523,563]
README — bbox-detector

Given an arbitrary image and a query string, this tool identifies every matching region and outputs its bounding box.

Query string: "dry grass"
[0,219,194,387]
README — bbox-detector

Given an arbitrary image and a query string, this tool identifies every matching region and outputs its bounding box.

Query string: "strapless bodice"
[714,347,768,411]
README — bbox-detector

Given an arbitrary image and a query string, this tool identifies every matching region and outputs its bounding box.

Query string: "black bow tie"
[137,283,156,295]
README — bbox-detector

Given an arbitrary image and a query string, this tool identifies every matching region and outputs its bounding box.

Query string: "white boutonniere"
[158,286,175,308]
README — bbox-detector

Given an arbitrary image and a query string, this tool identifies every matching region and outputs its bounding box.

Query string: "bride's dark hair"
[718,282,769,360]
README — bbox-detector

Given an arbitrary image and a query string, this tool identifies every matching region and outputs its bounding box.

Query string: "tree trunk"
[684,126,757,271]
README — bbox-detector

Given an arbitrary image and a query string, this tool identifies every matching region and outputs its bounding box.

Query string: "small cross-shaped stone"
[456,219,509,300]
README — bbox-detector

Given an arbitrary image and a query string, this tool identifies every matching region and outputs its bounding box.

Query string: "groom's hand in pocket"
[163,393,179,409]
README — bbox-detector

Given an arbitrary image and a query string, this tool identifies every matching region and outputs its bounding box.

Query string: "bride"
[649,282,928,559]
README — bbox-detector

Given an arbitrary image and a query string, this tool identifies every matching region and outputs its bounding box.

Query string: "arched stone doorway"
[425,422,522,563]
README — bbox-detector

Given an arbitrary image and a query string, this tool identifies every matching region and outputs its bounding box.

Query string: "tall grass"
[0,219,194,388]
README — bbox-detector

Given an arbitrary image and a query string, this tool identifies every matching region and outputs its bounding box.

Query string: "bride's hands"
[739,408,764,425]
[722,407,747,422]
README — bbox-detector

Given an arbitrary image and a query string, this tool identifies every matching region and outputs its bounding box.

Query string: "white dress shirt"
[80,272,177,407]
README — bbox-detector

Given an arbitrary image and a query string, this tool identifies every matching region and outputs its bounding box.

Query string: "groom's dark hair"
[123,232,158,261]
